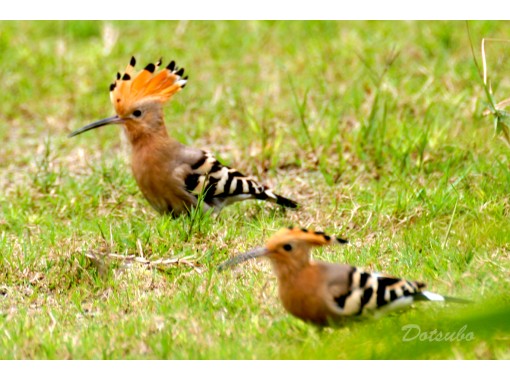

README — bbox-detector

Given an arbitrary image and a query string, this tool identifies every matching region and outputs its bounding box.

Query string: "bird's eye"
[283,244,292,252]
[133,110,142,117]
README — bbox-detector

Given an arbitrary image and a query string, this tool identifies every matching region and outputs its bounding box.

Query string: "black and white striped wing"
[184,151,297,209]
[327,266,428,317]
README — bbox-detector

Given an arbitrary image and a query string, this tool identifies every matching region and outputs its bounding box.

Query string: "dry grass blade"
[482,98,510,116]
[85,251,203,273]
[469,30,510,146]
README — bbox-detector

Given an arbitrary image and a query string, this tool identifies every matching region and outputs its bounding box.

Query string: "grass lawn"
[0,20,509,359]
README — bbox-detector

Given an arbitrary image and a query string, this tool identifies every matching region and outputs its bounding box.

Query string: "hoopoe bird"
[68,57,297,216]
[219,227,470,327]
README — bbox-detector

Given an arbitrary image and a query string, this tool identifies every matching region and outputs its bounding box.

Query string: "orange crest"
[266,227,347,250]
[109,56,188,116]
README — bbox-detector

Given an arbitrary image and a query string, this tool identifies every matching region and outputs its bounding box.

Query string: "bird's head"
[218,227,348,272]
[68,56,187,142]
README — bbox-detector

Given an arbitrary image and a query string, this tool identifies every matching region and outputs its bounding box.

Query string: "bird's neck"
[123,119,170,147]
[270,257,309,283]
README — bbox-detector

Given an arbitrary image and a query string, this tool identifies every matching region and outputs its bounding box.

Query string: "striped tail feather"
[274,194,298,208]
[260,188,298,209]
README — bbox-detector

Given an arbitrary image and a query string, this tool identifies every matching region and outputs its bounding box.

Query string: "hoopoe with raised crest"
[69,57,297,216]
[219,227,470,327]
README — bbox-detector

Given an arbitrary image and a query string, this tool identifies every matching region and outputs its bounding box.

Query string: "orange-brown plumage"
[69,56,297,216]
[219,227,469,326]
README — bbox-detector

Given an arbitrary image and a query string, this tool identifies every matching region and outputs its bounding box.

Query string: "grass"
[0,20,509,359]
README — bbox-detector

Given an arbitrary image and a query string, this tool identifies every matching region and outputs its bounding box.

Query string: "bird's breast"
[277,268,332,326]
[130,146,193,215]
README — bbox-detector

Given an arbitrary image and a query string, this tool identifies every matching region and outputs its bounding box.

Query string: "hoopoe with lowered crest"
[69,57,297,216]
[219,227,470,327]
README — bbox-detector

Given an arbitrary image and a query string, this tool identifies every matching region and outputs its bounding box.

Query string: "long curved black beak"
[68,115,124,138]
[218,247,269,272]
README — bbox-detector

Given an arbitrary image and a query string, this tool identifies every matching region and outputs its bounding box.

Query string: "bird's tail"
[413,291,472,304]
[261,189,298,209]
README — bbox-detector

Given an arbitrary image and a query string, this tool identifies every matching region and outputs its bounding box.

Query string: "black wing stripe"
[247,180,254,195]
[234,179,244,195]
[377,277,401,287]
[359,272,369,288]
[347,267,355,289]
[223,173,234,195]
[376,279,389,307]
[357,287,374,315]
[184,173,200,192]
[209,160,222,174]
[191,153,207,170]
[334,291,351,310]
